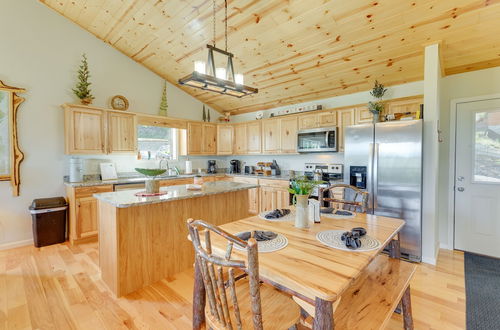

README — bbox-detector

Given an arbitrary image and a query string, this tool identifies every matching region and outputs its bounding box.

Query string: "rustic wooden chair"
[319,184,369,213]
[187,219,301,330]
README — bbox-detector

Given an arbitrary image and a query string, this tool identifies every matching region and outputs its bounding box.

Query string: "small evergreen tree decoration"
[72,54,94,105]
[367,80,387,122]
[202,105,207,122]
[159,81,168,116]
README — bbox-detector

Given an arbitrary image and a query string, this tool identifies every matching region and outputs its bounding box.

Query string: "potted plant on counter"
[135,168,167,194]
[288,176,324,228]
[368,80,387,123]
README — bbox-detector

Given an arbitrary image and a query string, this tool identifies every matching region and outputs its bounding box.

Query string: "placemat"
[234,232,288,253]
[321,209,356,219]
[258,210,295,222]
[316,230,380,252]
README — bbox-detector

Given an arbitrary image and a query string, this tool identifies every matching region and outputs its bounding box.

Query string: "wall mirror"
[0,80,25,196]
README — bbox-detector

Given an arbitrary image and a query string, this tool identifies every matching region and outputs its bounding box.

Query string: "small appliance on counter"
[244,165,254,174]
[69,157,83,182]
[229,159,241,174]
[207,160,217,174]
[270,160,281,176]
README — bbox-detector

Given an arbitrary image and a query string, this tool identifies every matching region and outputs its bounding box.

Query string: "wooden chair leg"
[193,258,206,330]
[401,286,414,330]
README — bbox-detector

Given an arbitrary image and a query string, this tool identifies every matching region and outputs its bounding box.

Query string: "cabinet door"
[276,189,291,209]
[262,119,281,154]
[280,116,298,153]
[187,122,203,155]
[233,124,247,154]
[217,125,233,155]
[160,178,193,186]
[65,108,106,154]
[386,98,423,116]
[76,197,98,238]
[318,111,337,127]
[260,186,276,212]
[338,108,355,152]
[355,106,373,124]
[203,124,217,154]
[108,112,136,153]
[247,121,261,154]
[248,187,260,215]
[298,114,318,130]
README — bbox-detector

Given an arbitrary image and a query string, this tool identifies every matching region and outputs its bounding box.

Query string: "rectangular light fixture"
[178,45,258,98]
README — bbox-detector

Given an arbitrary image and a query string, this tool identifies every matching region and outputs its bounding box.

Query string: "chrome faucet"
[159,158,170,171]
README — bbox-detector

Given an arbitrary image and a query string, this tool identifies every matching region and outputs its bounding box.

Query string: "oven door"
[297,127,337,153]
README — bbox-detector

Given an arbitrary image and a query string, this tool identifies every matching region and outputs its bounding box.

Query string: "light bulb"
[194,61,206,74]
[235,73,244,85]
[215,67,226,79]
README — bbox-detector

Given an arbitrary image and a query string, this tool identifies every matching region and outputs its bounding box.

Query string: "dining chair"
[319,184,369,213]
[187,219,301,330]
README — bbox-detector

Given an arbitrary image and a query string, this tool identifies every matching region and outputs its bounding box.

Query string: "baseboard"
[439,242,452,250]
[421,256,437,265]
[0,238,33,251]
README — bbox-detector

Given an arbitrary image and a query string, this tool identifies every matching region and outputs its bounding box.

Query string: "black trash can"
[29,197,68,248]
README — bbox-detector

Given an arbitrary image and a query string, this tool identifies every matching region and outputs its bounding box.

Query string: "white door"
[454,98,500,258]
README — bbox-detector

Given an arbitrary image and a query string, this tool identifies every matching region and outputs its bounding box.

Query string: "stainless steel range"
[303,163,343,197]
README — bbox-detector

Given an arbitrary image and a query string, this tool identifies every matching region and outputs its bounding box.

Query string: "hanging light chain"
[225,0,228,52]
[212,0,216,47]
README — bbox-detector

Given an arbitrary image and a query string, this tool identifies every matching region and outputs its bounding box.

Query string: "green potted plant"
[288,176,324,228]
[368,80,387,123]
[135,168,167,194]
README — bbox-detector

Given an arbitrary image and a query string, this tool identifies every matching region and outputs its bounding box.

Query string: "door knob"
[457,187,465,192]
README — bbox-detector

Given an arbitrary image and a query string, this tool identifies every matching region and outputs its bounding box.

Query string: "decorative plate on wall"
[110,95,129,110]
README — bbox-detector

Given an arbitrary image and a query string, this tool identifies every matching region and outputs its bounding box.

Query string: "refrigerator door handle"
[373,143,379,209]
[367,143,374,213]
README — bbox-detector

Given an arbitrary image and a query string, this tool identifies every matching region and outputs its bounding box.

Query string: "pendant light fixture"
[178,0,258,98]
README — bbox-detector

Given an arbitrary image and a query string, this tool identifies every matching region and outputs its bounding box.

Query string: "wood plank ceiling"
[40,0,500,115]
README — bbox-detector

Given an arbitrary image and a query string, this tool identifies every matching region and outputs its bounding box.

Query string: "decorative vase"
[81,97,92,105]
[295,194,310,229]
[373,112,380,123]
[145,178,160,194]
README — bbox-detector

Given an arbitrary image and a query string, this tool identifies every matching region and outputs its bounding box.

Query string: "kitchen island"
[94,181,257,297]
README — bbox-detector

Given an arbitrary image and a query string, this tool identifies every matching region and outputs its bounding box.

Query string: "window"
[137,125,177,160]
[474,110,500,183]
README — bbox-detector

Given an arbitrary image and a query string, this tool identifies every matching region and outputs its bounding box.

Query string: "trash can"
[29,197,68,248]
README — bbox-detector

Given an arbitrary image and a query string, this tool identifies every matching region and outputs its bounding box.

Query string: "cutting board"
[100,162,118,180]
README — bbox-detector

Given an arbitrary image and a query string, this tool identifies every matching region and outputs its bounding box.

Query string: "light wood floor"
[0,242,465,329]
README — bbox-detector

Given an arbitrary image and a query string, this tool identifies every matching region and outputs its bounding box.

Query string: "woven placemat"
[316,230,380,252]
[258,210,295,222]
[234,232,288,253]
[321,209,356,219]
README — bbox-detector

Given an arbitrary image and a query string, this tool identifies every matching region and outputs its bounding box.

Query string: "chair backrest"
[187,219,263,330]
[319,184,369,213]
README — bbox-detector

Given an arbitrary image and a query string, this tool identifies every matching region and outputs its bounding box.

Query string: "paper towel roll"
[185,160,193,174]
[69,158,83,182]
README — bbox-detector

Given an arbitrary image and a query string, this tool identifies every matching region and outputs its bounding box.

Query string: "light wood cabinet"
[64,107,106,154]
[262,119,281,154]
[232,176,260,214]
[108,112,137,153]
[298,113,318,130]
[159,177,193,187]
[187,122,217,155]
[66,185,113,244]
[318,110,337,127]
[280,116,298,153]
[386,97,423,116]
[338,108,355,152]
[355,106,373,124]
[258,179,291,212]
[246,121,262,154]
[233,124,247,154]
[217,125,233,155]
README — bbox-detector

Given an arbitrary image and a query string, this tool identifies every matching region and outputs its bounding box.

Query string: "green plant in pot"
[135,168,167,194]
[368,80,387,123]
[288,176,324,228]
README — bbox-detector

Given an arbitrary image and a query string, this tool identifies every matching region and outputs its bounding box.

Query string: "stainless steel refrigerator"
[344,120,423,261]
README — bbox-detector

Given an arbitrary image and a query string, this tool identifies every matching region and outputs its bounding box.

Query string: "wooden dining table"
[192,213,407,329]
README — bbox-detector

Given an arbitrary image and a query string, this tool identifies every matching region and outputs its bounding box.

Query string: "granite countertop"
[93,181,259,208]
[64,172,291,187]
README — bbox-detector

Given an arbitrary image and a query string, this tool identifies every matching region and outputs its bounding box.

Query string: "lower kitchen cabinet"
[232,176,260,214]
[159,177,194,186]
[259,179,291,212]
[66,185,113,244]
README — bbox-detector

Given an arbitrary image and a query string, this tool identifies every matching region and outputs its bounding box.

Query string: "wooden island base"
[98,189,250,297]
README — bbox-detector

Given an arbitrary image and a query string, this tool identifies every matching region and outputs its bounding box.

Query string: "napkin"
[264,209,291,219]
[236,231,278,242]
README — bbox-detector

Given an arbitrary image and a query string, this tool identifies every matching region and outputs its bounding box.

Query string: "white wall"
[0,1,211,249]
[438,66,500,249]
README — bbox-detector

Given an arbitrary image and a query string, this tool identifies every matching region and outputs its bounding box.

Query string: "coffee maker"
[229,160,241,174]
[207,160,217,174]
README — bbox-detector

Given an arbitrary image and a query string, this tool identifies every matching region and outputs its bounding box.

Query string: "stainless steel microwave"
[297,127,337,153]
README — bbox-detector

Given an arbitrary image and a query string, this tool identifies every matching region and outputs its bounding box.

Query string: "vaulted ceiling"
[40,0,500,115]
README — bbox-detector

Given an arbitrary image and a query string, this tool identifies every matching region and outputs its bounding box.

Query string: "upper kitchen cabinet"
[298,110,337,130]
[64,105,106,154]
[187,122,217,155]
[233,123,247,155]
[280,116,298,153]
[262,118,281,154]
[217,125,233,155]
[355,106,373,124]
[337,108,355,152]
[107,112,137,153]
[246,121,262,154]
[298,113,318,130]
[386,97,423,116]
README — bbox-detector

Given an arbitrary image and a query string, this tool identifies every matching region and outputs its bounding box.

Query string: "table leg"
[193,257,206,330]
[401,286,414,330]
[389,237,401,259]
[313,297,334,329]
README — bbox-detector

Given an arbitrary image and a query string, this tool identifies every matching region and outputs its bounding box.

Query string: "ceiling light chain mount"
[178,0,258,98]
